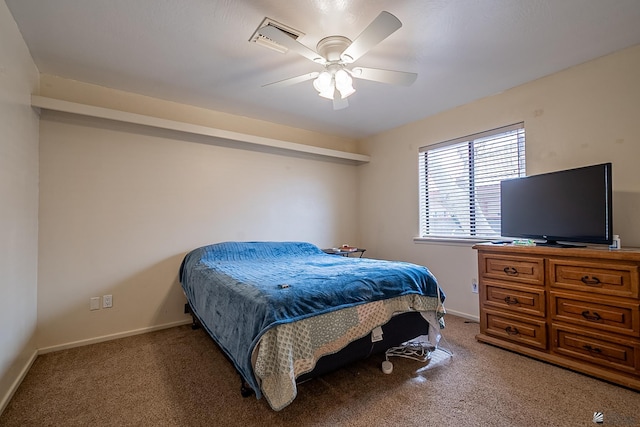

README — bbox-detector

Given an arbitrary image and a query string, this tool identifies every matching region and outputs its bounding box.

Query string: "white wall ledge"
[31,95,370,165]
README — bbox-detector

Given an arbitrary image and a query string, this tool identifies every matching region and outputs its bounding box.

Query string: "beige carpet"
[1,315,639,426]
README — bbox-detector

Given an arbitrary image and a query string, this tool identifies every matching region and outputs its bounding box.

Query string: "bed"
[179,241,445,410]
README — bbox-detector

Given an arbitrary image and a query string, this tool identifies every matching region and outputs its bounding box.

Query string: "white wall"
[36,83,363,350]
[358,44,640,320]
[0,0,40,413]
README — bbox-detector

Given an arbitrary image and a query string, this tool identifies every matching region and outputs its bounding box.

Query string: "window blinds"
[418,123,526,239]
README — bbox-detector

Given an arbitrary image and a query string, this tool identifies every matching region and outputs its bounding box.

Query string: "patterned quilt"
[253,293,445,410]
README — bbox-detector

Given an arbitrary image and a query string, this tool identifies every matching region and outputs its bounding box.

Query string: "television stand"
[473,243,640,392]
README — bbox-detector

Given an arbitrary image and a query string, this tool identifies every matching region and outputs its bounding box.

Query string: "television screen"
[500,163,612,246]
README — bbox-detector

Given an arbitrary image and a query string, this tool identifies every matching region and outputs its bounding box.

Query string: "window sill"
[413,237,492,247]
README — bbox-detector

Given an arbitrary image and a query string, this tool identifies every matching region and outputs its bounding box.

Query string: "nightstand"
[322,248,366,258]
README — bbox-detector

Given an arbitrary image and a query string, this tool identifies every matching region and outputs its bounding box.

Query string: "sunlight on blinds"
[419,123,525,239]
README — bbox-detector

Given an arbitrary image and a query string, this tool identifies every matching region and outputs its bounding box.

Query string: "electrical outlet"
[471,279,479,294]
[90,297,100,311]
[103,294,113,308]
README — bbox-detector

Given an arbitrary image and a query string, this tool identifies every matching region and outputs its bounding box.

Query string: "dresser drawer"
[551,324,640,375]
[481,309,547,350]
[549,259,639,298]
[480,254,544,286]
[550,291,640,337]
[483,280,545,317]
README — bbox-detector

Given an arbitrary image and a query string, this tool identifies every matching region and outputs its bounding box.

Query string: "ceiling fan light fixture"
[338,85,355,99]
[313,71,332,92]
[335,69,355,98]
[334,69,350,85]
[318,81,335,99]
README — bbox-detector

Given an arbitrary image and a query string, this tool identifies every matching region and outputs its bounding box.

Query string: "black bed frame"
[187,304,430,398]
[297,311,430,382]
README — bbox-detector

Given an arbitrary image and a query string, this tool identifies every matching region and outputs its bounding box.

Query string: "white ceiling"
[6,0,640,139]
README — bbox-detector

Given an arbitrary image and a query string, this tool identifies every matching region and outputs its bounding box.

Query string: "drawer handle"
[504,296,520,305]
[503,266,518,276]
[581,310,602,322]
[505,326,519,335]
[582,345,602,354]
[580,275,601,286]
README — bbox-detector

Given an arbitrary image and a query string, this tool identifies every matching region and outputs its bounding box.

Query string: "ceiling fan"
[258,11,417,110]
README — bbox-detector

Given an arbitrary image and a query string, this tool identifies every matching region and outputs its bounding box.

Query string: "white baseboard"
[444,308,479,323]
[0,348,38,416]
[37,318,193,355]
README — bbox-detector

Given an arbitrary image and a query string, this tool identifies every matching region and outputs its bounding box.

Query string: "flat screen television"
[500,163,613,247]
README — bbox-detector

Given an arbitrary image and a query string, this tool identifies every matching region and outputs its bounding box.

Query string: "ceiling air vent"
[249,18,305,53]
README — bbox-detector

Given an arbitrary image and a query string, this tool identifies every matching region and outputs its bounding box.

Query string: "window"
[418,123,526,239]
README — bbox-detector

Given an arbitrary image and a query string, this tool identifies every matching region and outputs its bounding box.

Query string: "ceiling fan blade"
[350,67,417,86]
[340,11,402,64]
[258,25,326,64]
[332,97,349,110]
[262,72,319,88]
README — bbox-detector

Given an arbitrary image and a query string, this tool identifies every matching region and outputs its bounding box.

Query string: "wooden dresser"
[474,243,640,390]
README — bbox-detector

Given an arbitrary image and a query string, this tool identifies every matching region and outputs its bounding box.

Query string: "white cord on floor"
[436,332,454,357]
[385,341,434,363]
[381,333,454,374]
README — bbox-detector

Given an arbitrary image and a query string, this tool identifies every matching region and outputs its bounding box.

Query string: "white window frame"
[417,123,526,242]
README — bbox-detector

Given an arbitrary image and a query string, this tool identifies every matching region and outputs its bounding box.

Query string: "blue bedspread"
[179,241,443,398]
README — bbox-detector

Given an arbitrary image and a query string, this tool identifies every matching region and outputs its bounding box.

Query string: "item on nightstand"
[323,247,367,257]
